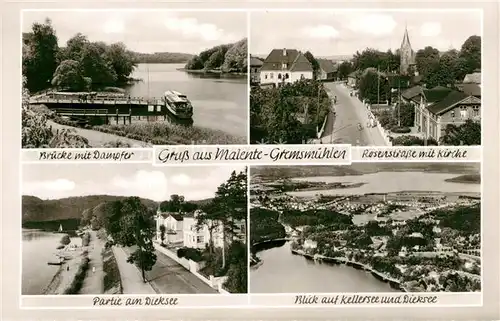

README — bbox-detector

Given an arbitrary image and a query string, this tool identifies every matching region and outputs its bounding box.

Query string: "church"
[399,26,417,76]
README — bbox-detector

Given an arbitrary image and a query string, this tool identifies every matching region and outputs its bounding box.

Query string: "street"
[319,82,387,146]
[121,247,218,294]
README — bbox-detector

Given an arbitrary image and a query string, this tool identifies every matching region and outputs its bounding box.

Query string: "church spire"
[401,23,411,49]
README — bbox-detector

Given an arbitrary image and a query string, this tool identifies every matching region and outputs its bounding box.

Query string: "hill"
[251,163,480,180]
[132,51,194,64]
[22,195,157,225]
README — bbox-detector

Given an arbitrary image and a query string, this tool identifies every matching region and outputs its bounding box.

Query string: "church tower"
[400,25,415,75]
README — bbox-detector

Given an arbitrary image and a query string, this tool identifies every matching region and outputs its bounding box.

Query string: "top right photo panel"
[249,10,482,146]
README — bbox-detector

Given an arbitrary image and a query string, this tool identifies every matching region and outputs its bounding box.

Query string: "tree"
[23,18,59,92]
[106,197,157,282]
[106,42,137,82]
[358,68,389,104]
[64,33,89,61]
[459,35,481,74]
[415,46,440,79]
[337,61,353,80]
[79,42,117,88]
[204,47,227,70]
[440,119,481,146]
[51,59,87,91]
[60,234,71,245]
[223,241,247,293]
[221,38,248,72]
[159,224,166,245]
[304,51,320,79]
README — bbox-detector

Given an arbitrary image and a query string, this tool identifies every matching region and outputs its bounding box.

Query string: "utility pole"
[377,66,380,106]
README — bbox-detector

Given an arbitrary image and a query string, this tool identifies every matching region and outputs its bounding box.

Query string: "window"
[196,236,204,243]
[270,73,274,79]
[300,74,305,79]
[264,73,268,79]
[473,106,480,117]
[285,73,289,79]
[450,110,455,118]
[278,73,282,79]
[282,63,287,69]
[460,106,467,119]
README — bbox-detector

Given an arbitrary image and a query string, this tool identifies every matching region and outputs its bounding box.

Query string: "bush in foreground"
[93,122,245,145]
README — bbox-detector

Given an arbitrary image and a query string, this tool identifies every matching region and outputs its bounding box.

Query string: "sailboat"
[58,224,63,233]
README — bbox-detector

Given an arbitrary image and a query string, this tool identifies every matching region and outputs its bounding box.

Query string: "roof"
[250,56,264,67]
[463,72,481,84]
[426,90,470,115]
[169,213,184,221]
[423,87,453,103]
[457,83,481,97]
[317,59,337,73]
[260,48,313,72]
[164,90,188,103]
[401,85,423,100]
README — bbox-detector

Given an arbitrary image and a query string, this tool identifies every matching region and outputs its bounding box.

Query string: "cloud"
[102,18,125,34]
[303,25,340,39]
[163,15,231,42]
[420,22,442,37]
[170,173,192,186]
[346,14,397,36]
[111,170,168,201]
[23,179,76,199]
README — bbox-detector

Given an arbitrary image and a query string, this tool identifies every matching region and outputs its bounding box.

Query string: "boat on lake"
[163,90,194,119]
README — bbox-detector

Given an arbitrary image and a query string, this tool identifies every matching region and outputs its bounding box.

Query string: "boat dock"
[29,93,170,124]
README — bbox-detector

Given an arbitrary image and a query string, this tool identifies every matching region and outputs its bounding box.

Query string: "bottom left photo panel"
[21,163,248,296]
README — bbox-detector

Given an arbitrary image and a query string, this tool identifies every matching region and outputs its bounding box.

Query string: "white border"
[16,6,488,313]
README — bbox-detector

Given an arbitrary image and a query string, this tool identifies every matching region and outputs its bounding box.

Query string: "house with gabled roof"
[259,48,313,86]
[317,59,337,80]
[406,85,481,142]
[250,56,264,85]
[155,208,184,245]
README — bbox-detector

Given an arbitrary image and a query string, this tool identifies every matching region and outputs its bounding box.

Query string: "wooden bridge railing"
[54,108,111,116]
[30,95,163,106]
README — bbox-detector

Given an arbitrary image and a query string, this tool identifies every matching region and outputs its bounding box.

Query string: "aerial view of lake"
[250,241,398,293]
[126,63,248,138]
[288,171,480,197]
[22,229,81,295]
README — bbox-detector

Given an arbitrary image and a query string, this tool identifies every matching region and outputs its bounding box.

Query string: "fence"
[363,101,393,146]
[153,243,229,294]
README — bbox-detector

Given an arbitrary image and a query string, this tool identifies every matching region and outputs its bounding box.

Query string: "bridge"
[29,93,172,124]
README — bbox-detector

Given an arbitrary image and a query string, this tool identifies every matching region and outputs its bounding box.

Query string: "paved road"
[319,83,387,146]
[113,246,156,294]
[80,230,105,294]
[122,247,218,294]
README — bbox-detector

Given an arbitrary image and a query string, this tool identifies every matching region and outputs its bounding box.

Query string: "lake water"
[288,171,480,197]
[126,63,248,138]
[250,171,480,293]
[250,242,398,293]
[22,230,81,295]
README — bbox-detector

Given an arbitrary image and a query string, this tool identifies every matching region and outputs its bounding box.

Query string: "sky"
[22,10,247,54]
[250,10,482,57]
[22,164,246,202]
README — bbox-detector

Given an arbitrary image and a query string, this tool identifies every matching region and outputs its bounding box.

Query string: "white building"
[303,239,318,249]
[155,208,184,246]
[182,210,224,249]
[259,48,313,86]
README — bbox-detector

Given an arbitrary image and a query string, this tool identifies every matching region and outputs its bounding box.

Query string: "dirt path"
[47,120,151,148]
[80,230,105,294]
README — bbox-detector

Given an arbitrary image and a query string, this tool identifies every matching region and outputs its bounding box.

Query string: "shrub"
[177,247,203,262]
[391,135,438,146]
[391,126,411,133]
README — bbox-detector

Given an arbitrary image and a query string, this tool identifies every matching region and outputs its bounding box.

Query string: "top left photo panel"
[22,10,249,149]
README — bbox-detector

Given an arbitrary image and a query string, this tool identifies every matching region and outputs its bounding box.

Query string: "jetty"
[30,92,171,124]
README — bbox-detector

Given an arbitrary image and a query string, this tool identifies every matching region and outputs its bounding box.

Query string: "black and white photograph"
[249,10,481,146]
[22,164,248,295]
[22,10,248,148]
[250,163,481,293]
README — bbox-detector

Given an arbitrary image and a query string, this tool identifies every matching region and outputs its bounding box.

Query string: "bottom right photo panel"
[249,163,481,293]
